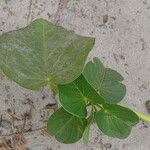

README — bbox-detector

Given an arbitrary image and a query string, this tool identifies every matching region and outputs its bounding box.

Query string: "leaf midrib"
[55,115,76,136]
[105,111,133,128]
[73,82,87,102]
[42,22,47,74]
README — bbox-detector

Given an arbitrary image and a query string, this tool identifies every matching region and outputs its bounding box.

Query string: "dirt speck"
[119,54,125,60]
[47,12,52,18]
[104,143,112,149]
[140,38,147,51]
[103,14,108,24]
[113,53,119,64]
[145,100,150,113]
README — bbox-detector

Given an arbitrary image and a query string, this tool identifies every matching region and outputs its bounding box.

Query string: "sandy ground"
[0,0,150,150]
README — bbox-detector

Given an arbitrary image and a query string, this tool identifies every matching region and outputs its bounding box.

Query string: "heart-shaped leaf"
[83,57,126,103]
[95,104,139,139]
[47,107,87,144]
[0,19,95,90]
[58,75,105,117]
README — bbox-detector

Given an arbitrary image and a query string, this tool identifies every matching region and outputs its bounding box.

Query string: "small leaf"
[0,19,95,90]
[83,57,126,103]
[58,75,105,117]
[83,112,95,144]
[95,104,139,139]
[83,124,90,144]
[47,107,87,144]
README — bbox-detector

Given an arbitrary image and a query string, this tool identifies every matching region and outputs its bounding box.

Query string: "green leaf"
[58,75,105,117]
[0,19,95,90]
[83,57,126,103]
[83,112,95,144]
[83,123,90,144]
[95,104,139,139]
[47,107,87,144]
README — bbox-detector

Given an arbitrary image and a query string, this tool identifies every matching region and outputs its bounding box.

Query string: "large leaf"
[0,19,95,90]
[83,57,126,103]
[95,104,139,139]
[58,75,105,117]
[47,107,87,144]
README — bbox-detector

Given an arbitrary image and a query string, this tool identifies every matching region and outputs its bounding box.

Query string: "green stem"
[86,102,91,107]
[48,82,58,94]
[133,110,150,122]
[46,77,58,94]
[91,104,97,112]
[96,104,103,109]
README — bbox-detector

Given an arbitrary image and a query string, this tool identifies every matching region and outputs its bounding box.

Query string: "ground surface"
[0,0,150,150]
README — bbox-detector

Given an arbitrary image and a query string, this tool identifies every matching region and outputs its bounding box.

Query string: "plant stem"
[48,82,58,94]
[133,110,150,122]
[91,104,97,112]
[45,78,58,111]
[97,104,103,109]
